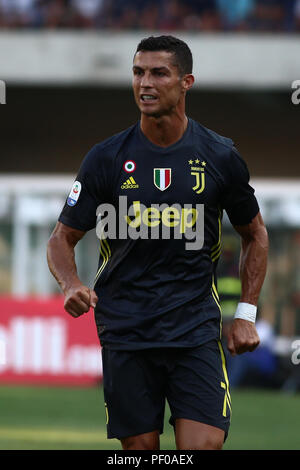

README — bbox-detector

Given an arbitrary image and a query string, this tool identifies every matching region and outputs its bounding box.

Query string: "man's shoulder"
[190,119,234,151]
[92,123,137,156]
[78,124,137,173]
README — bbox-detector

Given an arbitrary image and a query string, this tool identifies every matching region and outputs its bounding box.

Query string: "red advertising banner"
[0,296,102,386]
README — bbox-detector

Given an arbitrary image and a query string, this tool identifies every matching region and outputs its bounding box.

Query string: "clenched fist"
[64,284,98,318]
[226,319,260,356]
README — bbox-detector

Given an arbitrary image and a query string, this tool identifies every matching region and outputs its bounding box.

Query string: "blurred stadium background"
[0,0,300,450]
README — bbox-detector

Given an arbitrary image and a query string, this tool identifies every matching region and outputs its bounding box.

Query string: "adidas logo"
[121,177,139,189]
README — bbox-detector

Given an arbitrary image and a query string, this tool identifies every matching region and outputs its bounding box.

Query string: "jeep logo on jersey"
[67,181,82,206]
[154,168,171,191]
[96,197,204,251]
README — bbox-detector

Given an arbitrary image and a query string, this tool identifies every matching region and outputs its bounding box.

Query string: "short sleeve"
[58,145,106,232]
[221,147,259,226]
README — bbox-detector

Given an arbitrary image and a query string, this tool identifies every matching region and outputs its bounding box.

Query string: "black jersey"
[59,118,259,350]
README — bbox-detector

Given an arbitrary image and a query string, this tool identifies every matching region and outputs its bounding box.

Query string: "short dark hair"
[135,35,193,77]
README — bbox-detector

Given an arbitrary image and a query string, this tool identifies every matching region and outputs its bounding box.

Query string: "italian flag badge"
[154,168,171,191]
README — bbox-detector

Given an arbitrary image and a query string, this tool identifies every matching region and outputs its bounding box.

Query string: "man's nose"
[140,72,152,88]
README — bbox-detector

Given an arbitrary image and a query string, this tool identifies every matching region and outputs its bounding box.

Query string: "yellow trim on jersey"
[94,238,111,285]
[211,278,221,312]
[218,340,232,418]
[211,241,220,255]
[104,402,109,425]
[218,341,231,401]
[211,289,221,312]
[211,208,222,262]
[210,209,223,337]
[211,245,221,262]
[211,275,222,339]
[212,278,219,300]
[103,238,111,257]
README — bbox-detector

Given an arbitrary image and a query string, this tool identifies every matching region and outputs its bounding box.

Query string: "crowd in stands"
[0,0,300,32]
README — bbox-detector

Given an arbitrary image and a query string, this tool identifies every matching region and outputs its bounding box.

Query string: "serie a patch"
[67,181,82,206]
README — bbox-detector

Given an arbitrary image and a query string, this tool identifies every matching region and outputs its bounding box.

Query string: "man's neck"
[140,114,188,148]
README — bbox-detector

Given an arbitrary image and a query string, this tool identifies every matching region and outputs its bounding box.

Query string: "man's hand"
[47,222,99,318]
[226,319,260,356]
[64,284,98,318]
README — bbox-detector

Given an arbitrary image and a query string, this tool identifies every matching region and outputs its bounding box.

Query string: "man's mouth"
[140,94,158,102]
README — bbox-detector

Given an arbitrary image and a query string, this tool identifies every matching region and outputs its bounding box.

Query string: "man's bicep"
[222,146,260,226]
[50,221,87,247]
[58,145,106,232]
[233,212,268,242]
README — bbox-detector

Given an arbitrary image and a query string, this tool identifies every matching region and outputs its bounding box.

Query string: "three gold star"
[188,158,207,166]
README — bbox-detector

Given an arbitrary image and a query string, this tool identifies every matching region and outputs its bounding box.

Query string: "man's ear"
[182,74,195,92]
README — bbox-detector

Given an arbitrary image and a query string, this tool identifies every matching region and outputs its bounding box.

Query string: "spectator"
[138,3,160,31]
[281,0,297,31]
[41,0,68,29]
[184,0,216,15]
[117,7,140,30]
[158,0,186,31]
[250,0,285,32]
[103,0,145,30]
[183,0,220,32]
[216,0,255,30]
[70,0,104,28]
[0,0,299,31]
[295,0,300,30]
[0,0,36,27]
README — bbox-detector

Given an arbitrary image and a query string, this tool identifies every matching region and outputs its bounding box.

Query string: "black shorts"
[101,340,231,440]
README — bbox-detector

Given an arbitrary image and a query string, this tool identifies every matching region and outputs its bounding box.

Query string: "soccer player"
[47,35,268,450]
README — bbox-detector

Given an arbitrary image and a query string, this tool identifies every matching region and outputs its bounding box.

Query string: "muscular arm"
[47,222,98,317]
[226,212,269,355]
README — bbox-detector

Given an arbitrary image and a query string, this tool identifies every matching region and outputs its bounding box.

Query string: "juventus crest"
[189,158,206,194]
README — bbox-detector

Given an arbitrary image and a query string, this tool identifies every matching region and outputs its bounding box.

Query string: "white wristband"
[234,302,257,323]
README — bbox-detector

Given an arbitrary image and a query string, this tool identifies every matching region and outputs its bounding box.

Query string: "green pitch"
[0,385,299,450]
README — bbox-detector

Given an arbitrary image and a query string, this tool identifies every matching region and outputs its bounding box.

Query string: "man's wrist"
[60,278,83,296]
[234,302,257,323]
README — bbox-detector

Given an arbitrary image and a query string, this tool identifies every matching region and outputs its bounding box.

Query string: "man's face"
[132,50,184,118]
